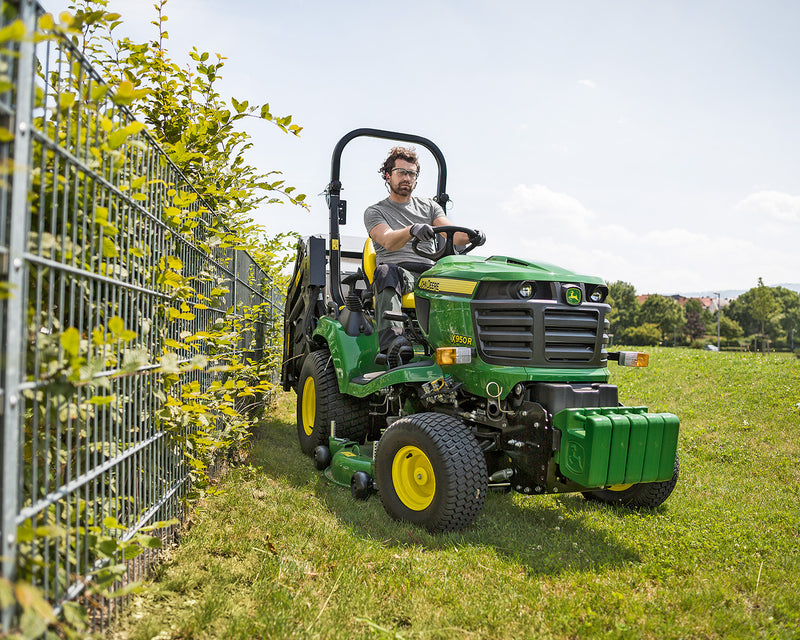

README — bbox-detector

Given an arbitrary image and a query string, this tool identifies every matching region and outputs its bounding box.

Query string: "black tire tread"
[296,350,370,455]
[583,453,680,508]
[376,412,487,533]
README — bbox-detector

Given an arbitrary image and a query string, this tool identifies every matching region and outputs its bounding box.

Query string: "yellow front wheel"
[392,446,436,511]
[375,412,487,533]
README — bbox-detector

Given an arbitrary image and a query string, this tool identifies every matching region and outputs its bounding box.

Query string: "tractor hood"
[423,254,606,285]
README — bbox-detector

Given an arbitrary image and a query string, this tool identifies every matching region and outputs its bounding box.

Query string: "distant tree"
[783,306,800,350]
[725,298,753,334]
[623,323,662,346]
[606,281,639,337]
[683,298,707,341]
[750,278,780,335]
[773,287,800,347]
[727,282,800,348]
[639,294,685,343]
[719,315,744,342]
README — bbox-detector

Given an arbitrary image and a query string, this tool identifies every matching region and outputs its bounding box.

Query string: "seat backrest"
[362,238,415,309]
[362,237,378,285]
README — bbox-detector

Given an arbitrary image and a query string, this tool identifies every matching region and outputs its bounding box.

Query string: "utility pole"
[713,292,721,349]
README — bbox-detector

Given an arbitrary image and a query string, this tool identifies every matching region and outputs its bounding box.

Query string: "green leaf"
[14,582,55,621]
[37,13,55,31]
[122,544,143,560]
[60,327,80,358]
[110,80,151,106]
[0,578,15,609]
[19,608,49,639]
[101,236,119,257]
[105,580,144,599]
[58,92,76,111]
[61,601,89,629]
[166,255,183,270]
[108,316,124,336]
[0,19,25,44]
[141,535,163,549]
[98,538,118,556]
[91,84,110,101]
[108,121,146,149]
[140,518,180,532]
[103,516,126,530]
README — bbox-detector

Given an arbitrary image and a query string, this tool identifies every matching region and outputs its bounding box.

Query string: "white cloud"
[502,184,595,230]
[735,190,800,225]
[486,184,800,294]
[578,79,597,89]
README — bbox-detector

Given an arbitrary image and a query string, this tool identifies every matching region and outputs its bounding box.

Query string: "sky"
[52,0,800,295]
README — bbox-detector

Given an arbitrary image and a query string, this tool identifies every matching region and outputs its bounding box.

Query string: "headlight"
[517,281,534,299]
[589,286,608,303]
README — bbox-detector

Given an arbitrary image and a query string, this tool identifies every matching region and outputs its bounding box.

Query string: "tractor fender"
[312,315,444,398]
[311,315,380,392]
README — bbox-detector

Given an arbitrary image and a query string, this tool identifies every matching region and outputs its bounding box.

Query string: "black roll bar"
[326,128,448,307]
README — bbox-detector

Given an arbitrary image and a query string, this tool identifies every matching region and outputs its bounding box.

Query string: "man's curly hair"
[379,146,420,181]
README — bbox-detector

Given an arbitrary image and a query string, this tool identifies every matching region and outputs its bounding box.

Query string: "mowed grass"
[111,348,800,640]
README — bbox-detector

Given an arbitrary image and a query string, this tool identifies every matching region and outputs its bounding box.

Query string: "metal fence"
[0,0,283,630]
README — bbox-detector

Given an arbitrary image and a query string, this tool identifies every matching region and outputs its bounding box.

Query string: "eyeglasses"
[391,168,419,180]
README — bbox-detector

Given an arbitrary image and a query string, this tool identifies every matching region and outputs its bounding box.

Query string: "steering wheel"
[411,225,483,261]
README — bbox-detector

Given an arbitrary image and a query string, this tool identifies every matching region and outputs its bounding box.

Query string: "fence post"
[2,0,36,629]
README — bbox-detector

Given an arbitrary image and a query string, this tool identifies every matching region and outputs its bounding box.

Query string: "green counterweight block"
[554,407,679,489]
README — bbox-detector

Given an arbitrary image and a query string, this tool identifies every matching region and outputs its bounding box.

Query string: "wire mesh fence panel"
[0,0,284,631]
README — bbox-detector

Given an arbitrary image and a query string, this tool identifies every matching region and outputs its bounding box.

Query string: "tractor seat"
[362,238,415,309]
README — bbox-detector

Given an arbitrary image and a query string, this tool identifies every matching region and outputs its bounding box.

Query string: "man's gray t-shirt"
[364,197,445,265]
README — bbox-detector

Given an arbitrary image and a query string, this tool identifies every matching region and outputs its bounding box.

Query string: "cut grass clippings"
[110,348,800,640]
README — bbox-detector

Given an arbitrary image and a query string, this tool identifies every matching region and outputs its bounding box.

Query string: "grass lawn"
[111,348,800,639]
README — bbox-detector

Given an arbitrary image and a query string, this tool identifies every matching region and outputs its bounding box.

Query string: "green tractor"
[281,129,679,533]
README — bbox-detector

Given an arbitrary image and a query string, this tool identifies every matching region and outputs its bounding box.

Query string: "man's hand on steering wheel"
[468,229,486,246]
[411,225,487,260]
[409,223,435,242]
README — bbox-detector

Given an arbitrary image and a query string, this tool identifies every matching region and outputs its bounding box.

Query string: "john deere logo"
[565,286,582,306]
[565,442,585,474]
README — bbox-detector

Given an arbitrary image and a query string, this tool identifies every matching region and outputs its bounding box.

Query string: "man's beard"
[390,182,413,197]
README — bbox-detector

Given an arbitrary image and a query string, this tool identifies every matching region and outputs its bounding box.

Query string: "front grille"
[474,309,535,362]
[472,301,606,367]
[543,308,600,362]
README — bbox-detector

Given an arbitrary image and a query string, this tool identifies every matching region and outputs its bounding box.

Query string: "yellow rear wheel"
[392,446,436,511]
[296,350,370,456]
[301,377,316,436]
